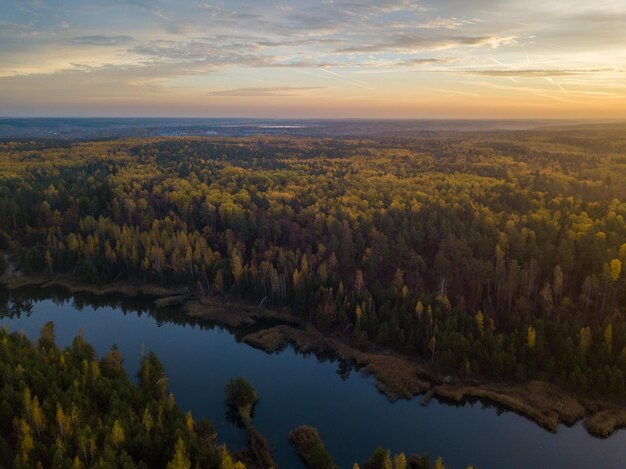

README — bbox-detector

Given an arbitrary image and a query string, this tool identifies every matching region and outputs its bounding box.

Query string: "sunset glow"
[1,0,625,118]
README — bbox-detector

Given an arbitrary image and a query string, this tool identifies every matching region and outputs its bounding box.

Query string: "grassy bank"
[431,381,585,432]
[584,407,626,437]
[240,324,625,437]
[0,272,187,298]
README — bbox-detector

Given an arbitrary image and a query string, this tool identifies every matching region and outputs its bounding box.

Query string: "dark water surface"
[1,286,624,469]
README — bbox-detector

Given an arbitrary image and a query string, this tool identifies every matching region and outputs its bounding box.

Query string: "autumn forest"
[1,129,625,399]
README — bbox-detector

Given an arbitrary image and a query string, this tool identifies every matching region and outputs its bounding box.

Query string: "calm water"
[1,286,625,469]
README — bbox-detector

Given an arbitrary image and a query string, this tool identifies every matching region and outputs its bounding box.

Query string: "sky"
[1,0,625,118]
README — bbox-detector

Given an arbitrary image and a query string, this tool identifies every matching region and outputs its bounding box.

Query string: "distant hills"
[3,117,621,139]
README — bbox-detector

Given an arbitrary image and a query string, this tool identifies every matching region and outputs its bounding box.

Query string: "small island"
[225,378,258,427]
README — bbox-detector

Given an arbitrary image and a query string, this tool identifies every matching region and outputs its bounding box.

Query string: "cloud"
[70,35,134,46]
[0,22,39,38]
[337,0,425,16]
[105,0,156,7]
[161,20,195,35]
[418,17,475,30]
[125,36,343,70]
[336,34,515,53]
[206,86,325,97]
[464,68,616,77]
[255,38,344,48]
[0,63,168,103]
[394,57,454,66]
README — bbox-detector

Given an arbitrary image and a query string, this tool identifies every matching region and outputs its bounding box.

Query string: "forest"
[0,322,240,468]
[1,129,626,396]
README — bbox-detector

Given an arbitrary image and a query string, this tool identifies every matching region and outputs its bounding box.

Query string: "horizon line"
[3,116,626,122]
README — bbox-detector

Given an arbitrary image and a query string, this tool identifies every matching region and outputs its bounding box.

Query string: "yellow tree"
[15,418,34,463]
[415,301,424,320]
[579,327,592,354]
[111,419,125,448]
[393,452,407,469]
[218,444,245,469]
[230,248,244,283]
[355,305,363,323]
[142,408,154,434]
[167,438,191,469]
[475,311,484,334]
[185,411,194,435]
[620,243,626,262]
[56,404,72,441]
[31,396,45,438]
[90,360,100,386]
[610,259,622,281]
[527,325,536,350]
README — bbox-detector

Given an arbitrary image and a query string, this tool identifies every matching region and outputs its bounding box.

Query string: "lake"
[1,285,624,469]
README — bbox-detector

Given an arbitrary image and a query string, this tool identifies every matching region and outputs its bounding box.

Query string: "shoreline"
[2,273,625,438]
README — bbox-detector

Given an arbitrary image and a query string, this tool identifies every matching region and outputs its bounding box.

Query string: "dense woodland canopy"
[1,130,626,395]
[0,322,241,469]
